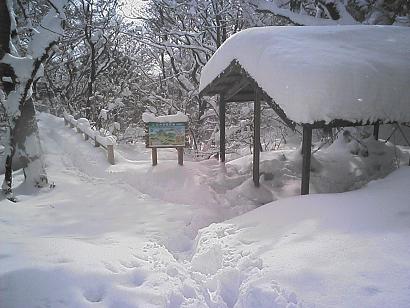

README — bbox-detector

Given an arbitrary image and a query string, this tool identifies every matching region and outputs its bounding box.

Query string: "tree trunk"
[0,0,14,194]
[0,0,10,56]
[14,98,47,187]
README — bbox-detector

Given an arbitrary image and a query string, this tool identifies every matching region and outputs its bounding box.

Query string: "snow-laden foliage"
[32,0,410,153]
[0,0,67,193]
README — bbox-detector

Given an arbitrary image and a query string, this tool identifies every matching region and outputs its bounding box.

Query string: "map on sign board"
[147,122,187,148]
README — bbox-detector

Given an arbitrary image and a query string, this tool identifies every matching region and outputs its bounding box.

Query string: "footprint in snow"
[362,286,381,296]
[54,257,72,264]
[122,268,147,287]
[83,286,105,303]
[102,262,119,273]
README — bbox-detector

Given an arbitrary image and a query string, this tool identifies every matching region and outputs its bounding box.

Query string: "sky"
[120,0,146,18]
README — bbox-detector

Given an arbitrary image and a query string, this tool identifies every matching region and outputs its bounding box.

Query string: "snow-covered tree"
[35,0,409,155]
[0,0,66,197]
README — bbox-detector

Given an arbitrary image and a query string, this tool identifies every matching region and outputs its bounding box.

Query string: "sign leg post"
[177,147,183,166]
[152,148,158,166]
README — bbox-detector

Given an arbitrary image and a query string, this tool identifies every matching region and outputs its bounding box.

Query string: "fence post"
[107,144,115,165]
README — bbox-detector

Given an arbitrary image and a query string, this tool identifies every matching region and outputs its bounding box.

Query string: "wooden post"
[395,124,410,166]
[107,144,115,165]
[177,147,183,165]
[94,138,100,147]
[301,125,312,195]
[152,148,158,166]
[373,122,380,140]
[70,122,74,128]
[253,89,261,187]
[64,119,68,126]
[76,127,81,133]
[219,94,226,163]
[84,134,89,141]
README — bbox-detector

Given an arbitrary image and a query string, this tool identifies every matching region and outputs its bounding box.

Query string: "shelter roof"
[199,26,410,125]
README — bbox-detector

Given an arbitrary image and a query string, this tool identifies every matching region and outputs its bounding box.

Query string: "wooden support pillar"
[177,147,183,165]
[64,119,68,126]
[373,122,380,140]
[70,122,74,128]
[395,124,410,166]
[84,134,89,141]
[253,89,261,187]
[152,148,158,166]
[76,127,81,133]
[219,94,226,163]
[107,144,115,165]
[301,125,312,195]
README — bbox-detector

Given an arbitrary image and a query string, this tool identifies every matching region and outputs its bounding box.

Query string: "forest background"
[1,0,409,162]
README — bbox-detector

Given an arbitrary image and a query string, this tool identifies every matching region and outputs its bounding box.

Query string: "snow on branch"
[250,0,359,26]
[1,0,68,117]
[29,7,65,59]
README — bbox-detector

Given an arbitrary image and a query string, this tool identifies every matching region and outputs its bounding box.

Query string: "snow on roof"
[142,112,189,123]
[199,26,410,125]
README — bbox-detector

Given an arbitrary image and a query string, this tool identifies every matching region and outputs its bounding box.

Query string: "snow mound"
[200,26,410,124]
[225,130,405,202]
[191,167,410,307]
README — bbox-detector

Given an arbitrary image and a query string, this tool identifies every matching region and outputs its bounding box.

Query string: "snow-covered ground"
[1,113,410,307]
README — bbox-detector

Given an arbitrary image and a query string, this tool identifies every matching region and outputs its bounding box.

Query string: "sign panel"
[146,122,187,148]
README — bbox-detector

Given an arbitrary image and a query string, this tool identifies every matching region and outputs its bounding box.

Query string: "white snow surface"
[142,112,189,123]
[1,113,410,307]
[199,26,410,124]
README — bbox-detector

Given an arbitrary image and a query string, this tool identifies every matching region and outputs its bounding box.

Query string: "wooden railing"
[63,112,115,165]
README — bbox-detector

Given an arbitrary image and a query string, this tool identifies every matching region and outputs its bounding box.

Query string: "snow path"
[0,114,302,307]
[0,114,214,307]
[1,113,410,307]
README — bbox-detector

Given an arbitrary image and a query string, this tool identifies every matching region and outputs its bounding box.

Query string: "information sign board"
[146,122,187,148]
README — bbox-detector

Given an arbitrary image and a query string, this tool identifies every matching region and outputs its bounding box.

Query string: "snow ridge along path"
[1,113,410,307]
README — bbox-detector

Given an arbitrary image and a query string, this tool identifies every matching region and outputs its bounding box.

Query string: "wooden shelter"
[199,26,410,195]
[200,60,390,195]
